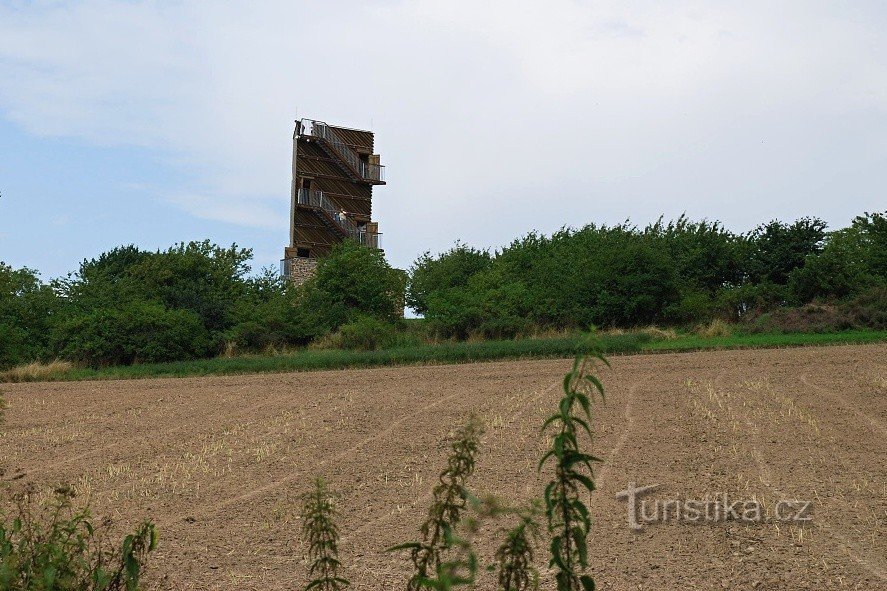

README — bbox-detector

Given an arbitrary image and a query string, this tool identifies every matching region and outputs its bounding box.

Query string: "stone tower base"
[284,257,318,286]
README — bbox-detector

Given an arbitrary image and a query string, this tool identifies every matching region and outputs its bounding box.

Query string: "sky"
[0,0,885,280]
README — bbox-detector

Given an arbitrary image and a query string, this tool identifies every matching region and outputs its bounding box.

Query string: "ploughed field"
[2,345,885,590]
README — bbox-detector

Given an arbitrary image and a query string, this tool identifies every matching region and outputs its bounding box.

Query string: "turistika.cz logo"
[615,483,813,531]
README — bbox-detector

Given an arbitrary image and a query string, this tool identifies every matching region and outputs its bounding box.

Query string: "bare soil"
[1,344,885,590]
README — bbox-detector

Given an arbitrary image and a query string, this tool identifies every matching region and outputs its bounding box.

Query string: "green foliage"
[130,241,252,332]
[494,512,540,591]
[53,301,218,367]
[0,487,156,591]
[390,416,484,590]
[663,288,716,324]
[26,332,648,381]
[308,241,406,324]
[336,316,399,351]
[284,242,407,345]
[788,212,887,302]
[420,223,684,336]
[644,328,887,351]
[0,264,61,370]
[646,216,744,295]
[851,211,887,281]
[585,238,679,327]
[299,479,348,591]
[407,244,492,315]
[58,242,252,328]
[2,211,885,371]
[539,354,608,591]
[413,213,886,336]
[227,268,304,352]
[843,286,887,330]
[715,282,788,321]
[47,242,251,367]
[745,217,827,286]
[410,526,478,591]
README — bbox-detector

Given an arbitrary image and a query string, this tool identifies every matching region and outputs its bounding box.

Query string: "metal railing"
[296,188,382,249]
[280,258,295,277]
[300,119,385,183]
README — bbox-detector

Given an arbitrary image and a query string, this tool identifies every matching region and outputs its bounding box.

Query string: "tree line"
[0,240,404,369]
[0,211,884,369]
[409,212,886,338]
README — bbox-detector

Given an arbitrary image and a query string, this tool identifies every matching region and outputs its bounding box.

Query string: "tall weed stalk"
[390,416,484,590]
[494,507,540,591]
[300,478,348,591]
[539,353,608,591]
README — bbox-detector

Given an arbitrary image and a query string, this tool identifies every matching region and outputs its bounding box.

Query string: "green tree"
[745,218,828,286]
[127,241,252,332]
[0,264,60,369]
[407,244,492,315]
[645,215,743,295]
[850,211,887,282]
[53,301,218,367]
[788,211,887,302]
[299,240,406,335]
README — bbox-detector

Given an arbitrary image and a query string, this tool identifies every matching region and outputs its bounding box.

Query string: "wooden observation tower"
[281,118,385,284]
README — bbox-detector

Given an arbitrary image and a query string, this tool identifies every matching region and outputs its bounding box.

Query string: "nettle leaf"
[572,526,588,567]
[576,393,592,420]
[571,499,590,526]
[549,537,567,570]
[541,414,562,433]
[584,375,605,398]
[559,398,572,422]
[538,449,557,471]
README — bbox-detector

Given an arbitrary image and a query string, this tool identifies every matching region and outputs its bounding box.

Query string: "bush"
[424,287,485,340]
[475,315,531,340]
[664,289,716,325]
[748,304,854,334]
[0,488,156,590]
[716,282,788,321]
[0,264,61,370]
[60,242,252,333]
[407,244,492,315]
[745,217,828,285]
[53,301,219,367]
[227,321,283,353]
[583,238,680,327]
[842,286,887,330]
[308,241,406,325]
[337,316,399,351]
[228,269,303,349]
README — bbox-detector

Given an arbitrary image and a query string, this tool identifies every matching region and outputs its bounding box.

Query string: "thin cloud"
[166,193,287,231]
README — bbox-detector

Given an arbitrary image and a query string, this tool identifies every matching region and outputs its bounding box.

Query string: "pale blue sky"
[1,1,885,280]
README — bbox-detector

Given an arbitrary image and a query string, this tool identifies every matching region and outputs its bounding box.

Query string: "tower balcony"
[295,188,383,249]
[298,119,385,184]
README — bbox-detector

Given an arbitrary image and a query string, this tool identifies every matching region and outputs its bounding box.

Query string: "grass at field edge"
[3,330,886,383]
